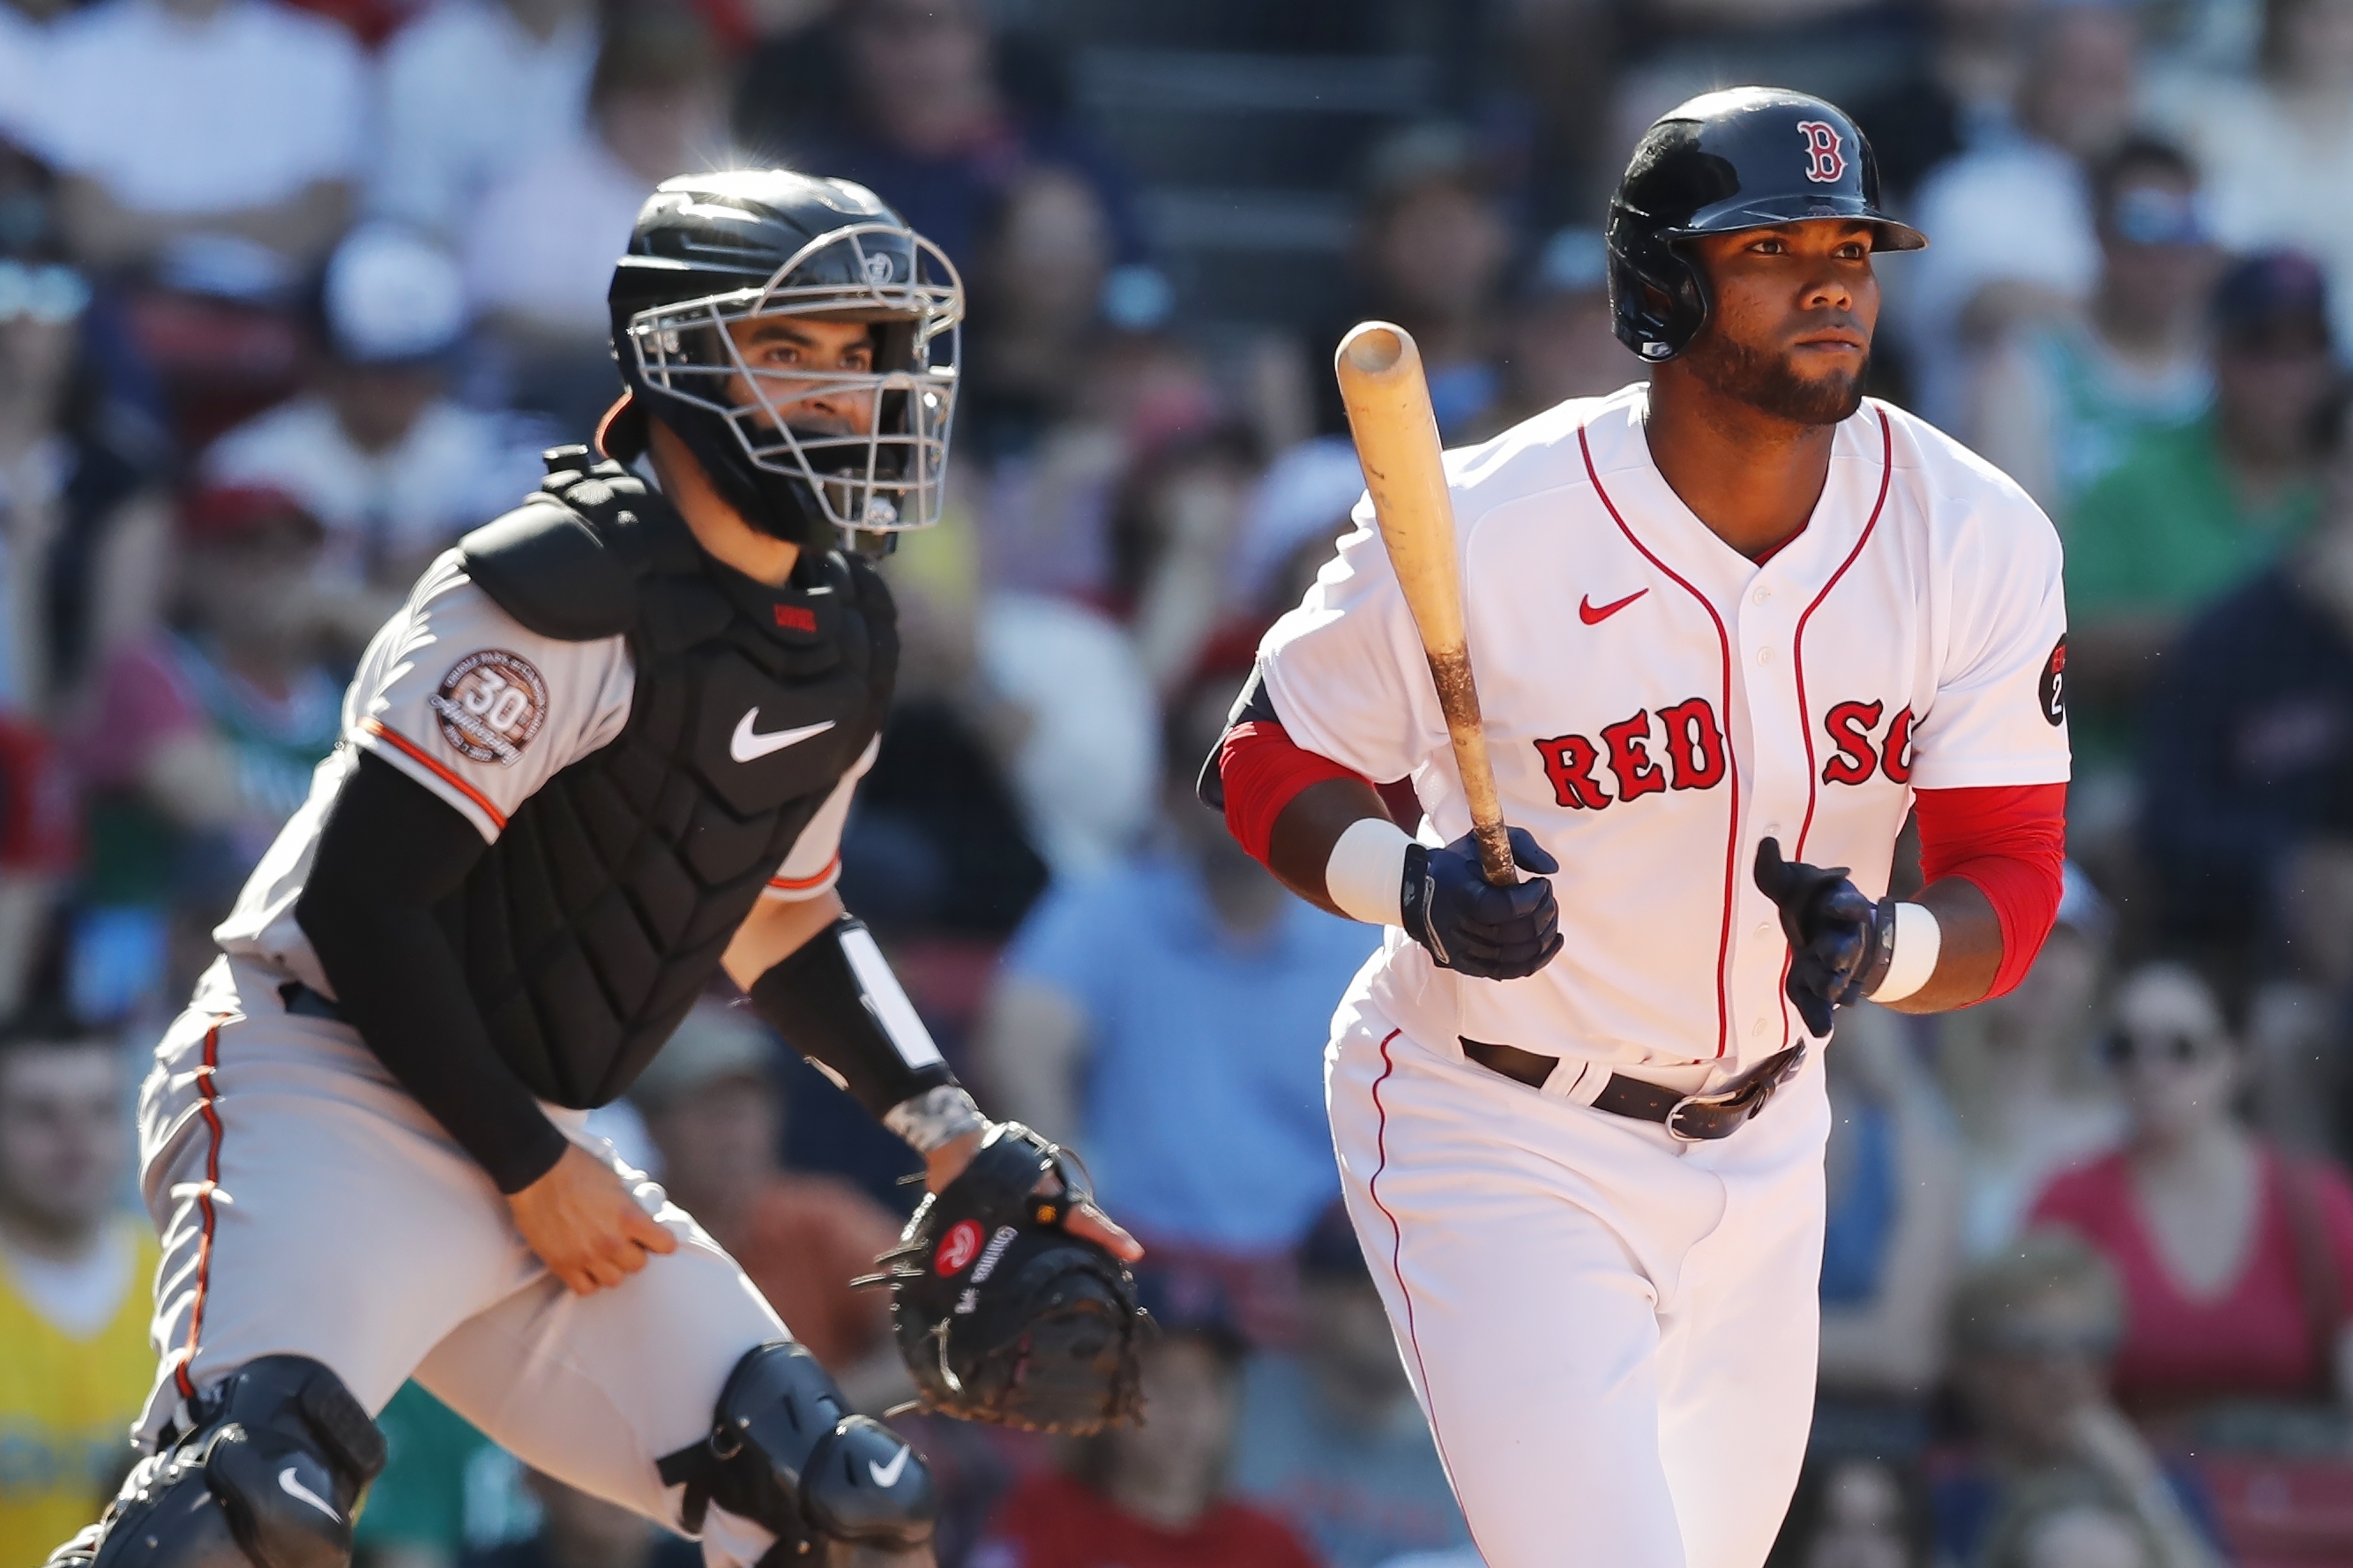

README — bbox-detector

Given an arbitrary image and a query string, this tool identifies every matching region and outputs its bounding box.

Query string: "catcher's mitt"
[863,1123,1147,1434]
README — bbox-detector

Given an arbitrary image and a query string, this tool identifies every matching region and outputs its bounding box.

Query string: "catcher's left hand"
[1753,837,1892,1035]
[864,1124,1149,1435]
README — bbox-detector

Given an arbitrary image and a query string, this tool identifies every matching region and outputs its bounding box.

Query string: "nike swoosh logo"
[1580,588,1647,625]
[279,1466,342,1523]
[869,1445,911,1488]
[729,710,835,764]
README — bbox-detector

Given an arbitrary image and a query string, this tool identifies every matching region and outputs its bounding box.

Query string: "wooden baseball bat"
[1333,321,1518,888]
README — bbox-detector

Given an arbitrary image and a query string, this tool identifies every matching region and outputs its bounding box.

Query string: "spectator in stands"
[358,1384,541,1568]
[1227,437,1365,632]
[1813,1005,1966,1455]
[1930,1233,2226,1568]
[629,1003,909,1410]
[1471,227,1632,440]
[748,0,1147,278]
[0,245,170,715]
[1109,423,1264,697]
[972,1274,1320,1568]
[69,484,340,998]
[371,0,596,241]
[459,1467,696,1568]
[2140,392,2353,983]
[1939,867,2124,1260]
[1318,123,1512,441]
[205,225,545,610]
[1230,1201,1471,1568]
[0,1019,156,1567]
[2158,0,2353,346]
[959,166,1116,463]
[0,0,78,158]
[975,675,1379,1338]
[1966,137,2218,519]
[2141,397,2353,1157]
[2031,962,2353,1423]
[1766,1457,1931,1568]
[2065,250,2335,765]
[1849,0,2039,202]
[39,0,364,280]
[464,4,728,437]
[1901,2,2141,426]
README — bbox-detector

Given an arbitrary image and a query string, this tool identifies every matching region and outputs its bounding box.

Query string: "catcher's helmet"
[606,169,963,551]
[1607,87,1925,363]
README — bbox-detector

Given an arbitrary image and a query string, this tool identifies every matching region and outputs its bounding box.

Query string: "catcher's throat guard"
[863,1124,1148,1435]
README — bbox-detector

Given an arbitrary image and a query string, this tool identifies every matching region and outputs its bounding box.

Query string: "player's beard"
[1681,330,1867,428]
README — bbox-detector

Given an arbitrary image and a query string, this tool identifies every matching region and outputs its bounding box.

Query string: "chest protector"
[446,450,895,1107]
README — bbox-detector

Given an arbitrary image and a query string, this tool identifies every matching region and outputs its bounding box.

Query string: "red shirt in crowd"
[2030,1146,2353,1411]
[973,1471,1321,1568]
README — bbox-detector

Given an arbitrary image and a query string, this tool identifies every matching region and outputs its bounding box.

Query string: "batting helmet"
[604,170,963,552]
[1607,87,1925,362]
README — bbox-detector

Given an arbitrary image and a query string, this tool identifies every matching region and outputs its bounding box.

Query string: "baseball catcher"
[48,170,1145,1568]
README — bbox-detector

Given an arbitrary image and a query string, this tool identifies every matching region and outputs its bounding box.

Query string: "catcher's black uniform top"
[213,453,897,1188]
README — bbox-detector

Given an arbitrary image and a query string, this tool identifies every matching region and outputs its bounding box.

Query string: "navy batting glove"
[1401,826,1565,982]
[1753,837,1889,1035]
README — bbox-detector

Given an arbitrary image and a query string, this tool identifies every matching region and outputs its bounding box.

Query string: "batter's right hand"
[506,1143,679,1295]
[1401,825,1565,982]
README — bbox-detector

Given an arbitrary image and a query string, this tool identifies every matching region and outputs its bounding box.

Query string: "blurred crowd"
[0,0,2349,1564]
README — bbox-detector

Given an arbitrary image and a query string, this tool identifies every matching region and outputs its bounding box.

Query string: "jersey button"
[1755,646,1774,666]
[1753,586,1772,604]
[1752,1017,1770,1036]
[1755,922,1774,940]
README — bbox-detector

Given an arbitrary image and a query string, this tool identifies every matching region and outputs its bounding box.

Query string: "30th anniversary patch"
[430,649,548,764]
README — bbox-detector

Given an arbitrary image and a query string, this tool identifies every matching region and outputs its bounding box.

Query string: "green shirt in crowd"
[2065,414,2320,625]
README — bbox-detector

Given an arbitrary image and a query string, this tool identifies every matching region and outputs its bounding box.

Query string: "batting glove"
[1402,826,1565,982]
[1753,837,1894,1035]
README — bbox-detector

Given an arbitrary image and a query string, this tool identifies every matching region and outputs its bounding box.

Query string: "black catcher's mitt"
[864,1123,1148,1434]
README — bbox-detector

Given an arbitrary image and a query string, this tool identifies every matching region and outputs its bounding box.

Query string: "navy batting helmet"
[1607,87,1926,362]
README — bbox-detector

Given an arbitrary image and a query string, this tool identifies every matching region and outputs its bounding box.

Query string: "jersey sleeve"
[1254,501,1446,782]
[347,553,634,841]
[1906,487,2073,790]
[763,735,880,901]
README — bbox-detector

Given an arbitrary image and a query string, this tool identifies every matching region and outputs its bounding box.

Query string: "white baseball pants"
[1326,994,1830,1568]
[132,957,795,1567]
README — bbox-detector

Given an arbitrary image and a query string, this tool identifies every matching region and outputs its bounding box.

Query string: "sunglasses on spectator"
[2100,1028,2223,1067]
[2110,188,2209,248]
[0,261,91,325]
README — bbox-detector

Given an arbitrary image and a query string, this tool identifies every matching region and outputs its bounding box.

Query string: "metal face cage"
[627,221,964,534]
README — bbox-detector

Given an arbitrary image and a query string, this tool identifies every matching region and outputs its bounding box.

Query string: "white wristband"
[1325,816,1413,926]
[1867,901,1941,1002]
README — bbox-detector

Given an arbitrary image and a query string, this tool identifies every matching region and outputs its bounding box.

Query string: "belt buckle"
[1662,1046,1806,1143]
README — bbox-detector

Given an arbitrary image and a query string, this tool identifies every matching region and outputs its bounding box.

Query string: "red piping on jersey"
[1579,423,1738,1059]
[172,1019,229,1400]
[1365,1029,1496,1568]
[360,719,509,832]
[1782,409,1896,1049]
[766,855,841,895]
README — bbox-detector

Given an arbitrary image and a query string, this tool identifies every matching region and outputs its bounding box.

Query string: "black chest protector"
[445,450,895,1108]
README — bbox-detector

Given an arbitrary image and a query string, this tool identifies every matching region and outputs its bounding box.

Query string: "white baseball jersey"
[1259,383,2070,1084]
[214,550,875,997]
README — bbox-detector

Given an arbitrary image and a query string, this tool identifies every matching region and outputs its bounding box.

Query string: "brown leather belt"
[1459,1038,1806,1141]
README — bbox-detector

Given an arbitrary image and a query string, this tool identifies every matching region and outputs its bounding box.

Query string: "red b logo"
[935,1220,983,1274]
[1796,122,1846,183]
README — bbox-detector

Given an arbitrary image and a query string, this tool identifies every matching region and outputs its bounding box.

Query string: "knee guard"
[658,1342,935,1560]
[47,1356,386,1568]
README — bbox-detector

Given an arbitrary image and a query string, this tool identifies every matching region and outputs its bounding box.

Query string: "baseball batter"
[52,171,1147,1568]
[1207,90,2071,1567]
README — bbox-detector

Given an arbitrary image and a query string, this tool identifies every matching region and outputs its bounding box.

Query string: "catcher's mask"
[607,170,963,555]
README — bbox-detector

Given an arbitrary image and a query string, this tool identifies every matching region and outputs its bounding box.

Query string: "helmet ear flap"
[1608,213,1709,363]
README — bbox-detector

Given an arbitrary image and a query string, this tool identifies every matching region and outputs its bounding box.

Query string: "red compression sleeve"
[1914,781,2067,1000]
[1218,721,1369,867]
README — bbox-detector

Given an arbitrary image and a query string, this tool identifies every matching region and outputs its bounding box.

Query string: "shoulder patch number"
[430,649,549,765]
[2040,636,2067,727]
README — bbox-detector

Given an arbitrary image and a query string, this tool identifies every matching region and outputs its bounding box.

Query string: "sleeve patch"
[2039,635,2068,728]
[430,649,549,765]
